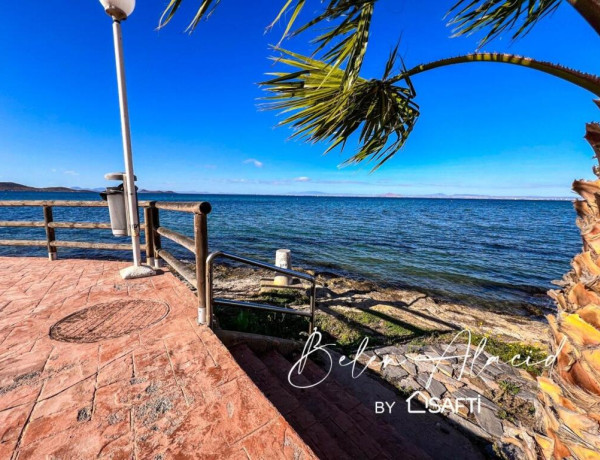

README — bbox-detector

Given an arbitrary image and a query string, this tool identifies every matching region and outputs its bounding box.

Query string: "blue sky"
[0,1,598,196]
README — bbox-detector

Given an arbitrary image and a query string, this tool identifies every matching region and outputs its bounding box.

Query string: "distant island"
[139,189,177,194]
[0,182,86,193]
[0,182,177,194]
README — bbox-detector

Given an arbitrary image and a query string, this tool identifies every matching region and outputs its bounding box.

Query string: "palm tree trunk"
[396,54,600,98]
[568,0,600,36]
[532,119,600,459]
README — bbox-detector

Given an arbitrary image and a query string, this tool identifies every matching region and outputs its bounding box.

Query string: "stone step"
[260,349,392,460]
[229,342,486,459]
[295,355,427,456]
[229,345,353,460]
[324,349,487,460]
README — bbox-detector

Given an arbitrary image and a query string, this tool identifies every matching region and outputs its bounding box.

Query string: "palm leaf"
[261,48,419,170]
[158,0,221,32]
[267,0,306,45]
[159,0,376,86]
[294,1,375,87]
[448,0,562,46]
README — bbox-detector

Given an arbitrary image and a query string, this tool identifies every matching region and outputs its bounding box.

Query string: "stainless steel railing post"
[205,251,317,334]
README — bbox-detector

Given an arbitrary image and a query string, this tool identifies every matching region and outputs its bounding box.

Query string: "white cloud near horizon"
[243,158,263,168]
[63,170,79,176]
[294,176,311,182]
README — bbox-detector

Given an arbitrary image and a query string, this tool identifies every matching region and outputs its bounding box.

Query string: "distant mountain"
[378,193,403,198]
[377,192,571,201]
[289,191,332,196]
[0,182,571,200]
[415,193,571,201]
[0,182,90,193]
[0,183,180,194]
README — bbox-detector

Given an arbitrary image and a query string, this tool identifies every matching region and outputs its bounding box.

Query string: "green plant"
[497,409,517,424]
[215,305,309,339]
[499,379,522,396]
[464,332,548,377]
[251,289,309,307]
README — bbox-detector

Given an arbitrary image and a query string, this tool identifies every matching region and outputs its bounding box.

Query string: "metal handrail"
[206,251,317,334]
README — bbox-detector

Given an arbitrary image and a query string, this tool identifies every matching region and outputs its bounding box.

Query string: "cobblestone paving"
[0,257,315,459]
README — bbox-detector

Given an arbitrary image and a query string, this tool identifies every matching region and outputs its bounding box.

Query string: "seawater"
[0,192,580,310]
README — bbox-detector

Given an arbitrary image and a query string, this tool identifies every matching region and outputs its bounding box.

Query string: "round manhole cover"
[50,299,170,343]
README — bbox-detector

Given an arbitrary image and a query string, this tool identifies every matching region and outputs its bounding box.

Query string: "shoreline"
[211,264,551,350]
[0,252,550,348]
[206,253,556,315]
[210,263,551,450]
[304,266,554,316]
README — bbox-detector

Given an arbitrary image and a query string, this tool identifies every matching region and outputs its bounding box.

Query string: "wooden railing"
[0,200,152,259]
[0,199,212,324]
[146,201,211,324]
[0,199,316,331]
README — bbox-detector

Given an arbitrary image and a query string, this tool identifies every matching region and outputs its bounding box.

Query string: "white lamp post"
[99,0,154,279]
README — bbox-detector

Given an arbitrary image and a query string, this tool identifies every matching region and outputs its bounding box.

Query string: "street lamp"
[99,0,154,279]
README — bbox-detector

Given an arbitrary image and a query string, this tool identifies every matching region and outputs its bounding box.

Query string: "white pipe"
[111,19,141,267]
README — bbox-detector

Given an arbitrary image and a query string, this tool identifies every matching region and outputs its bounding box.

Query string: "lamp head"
[99,0,135,20]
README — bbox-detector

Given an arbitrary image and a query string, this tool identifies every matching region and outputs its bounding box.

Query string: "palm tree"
[163,1,600,458]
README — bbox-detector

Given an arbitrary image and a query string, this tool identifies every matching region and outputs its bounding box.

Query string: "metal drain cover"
[50,299,170,343]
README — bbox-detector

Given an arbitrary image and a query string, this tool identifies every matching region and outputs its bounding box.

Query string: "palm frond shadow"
[318,287,460,330]
[316,289,459,352]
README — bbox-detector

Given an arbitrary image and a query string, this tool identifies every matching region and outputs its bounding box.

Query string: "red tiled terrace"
[0,257,315,459]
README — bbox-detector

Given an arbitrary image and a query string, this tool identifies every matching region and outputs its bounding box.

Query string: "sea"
[0,192,580,311]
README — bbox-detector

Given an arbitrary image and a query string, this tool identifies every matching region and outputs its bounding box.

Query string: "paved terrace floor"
[0,257,315,459]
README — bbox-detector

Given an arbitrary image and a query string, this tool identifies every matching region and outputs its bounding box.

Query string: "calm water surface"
[0,192,580,310]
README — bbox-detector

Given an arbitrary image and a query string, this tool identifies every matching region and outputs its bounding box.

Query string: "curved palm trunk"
[499,122,600,460]
[568,0,600,36]
[530,120,600,459]
[395,53,600,97]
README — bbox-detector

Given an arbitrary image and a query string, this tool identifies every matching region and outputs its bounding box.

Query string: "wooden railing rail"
[0,199,212,325]
[0,200,151,207]
[0,200,149,260]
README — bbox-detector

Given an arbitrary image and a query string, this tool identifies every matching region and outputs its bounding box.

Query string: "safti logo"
[406,390,482,415]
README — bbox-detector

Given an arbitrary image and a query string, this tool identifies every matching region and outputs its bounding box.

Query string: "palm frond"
[267,0,307,44]
[261,48,419,170]
[159,0,376,86]
[448,0,561,46]
[158,0,221,32]
[293,0,375,87]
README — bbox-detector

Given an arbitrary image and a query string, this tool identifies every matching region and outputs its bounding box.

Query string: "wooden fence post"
[43,206,57,261]
[151,205,162,269]
[144,205,155,267]
[194,211,209,325]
